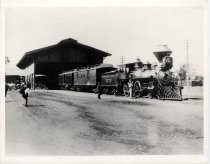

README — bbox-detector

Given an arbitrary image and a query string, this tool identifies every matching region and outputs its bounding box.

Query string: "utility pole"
[5,56,10,76]
[186,41,190,89]
[5,56,10,64]
[120,56,124,65]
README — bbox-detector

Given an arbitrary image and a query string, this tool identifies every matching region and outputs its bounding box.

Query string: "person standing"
[97,82,102,99]
[20,83,30,107]
[128,79,133,99]
[5,83,9,97]
[24,85,30,106]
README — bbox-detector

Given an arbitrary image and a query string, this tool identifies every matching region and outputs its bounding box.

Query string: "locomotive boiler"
[101,45,183,100]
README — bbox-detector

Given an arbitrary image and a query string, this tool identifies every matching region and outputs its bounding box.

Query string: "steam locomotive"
[58,45,183,100]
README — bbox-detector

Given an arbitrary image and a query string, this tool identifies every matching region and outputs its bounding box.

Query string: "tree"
[177,64,187,82]
[176,64,203,86]
[194,75,204,81]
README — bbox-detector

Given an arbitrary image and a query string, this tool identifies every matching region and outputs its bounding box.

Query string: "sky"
[5,7,204,75]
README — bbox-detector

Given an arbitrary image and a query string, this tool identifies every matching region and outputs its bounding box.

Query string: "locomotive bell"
[153,45,172,63]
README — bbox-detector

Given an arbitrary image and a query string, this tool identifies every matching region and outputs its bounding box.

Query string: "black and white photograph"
[2,0,208,161]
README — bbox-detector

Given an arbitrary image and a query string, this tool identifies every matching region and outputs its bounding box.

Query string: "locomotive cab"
[117,63,136,79]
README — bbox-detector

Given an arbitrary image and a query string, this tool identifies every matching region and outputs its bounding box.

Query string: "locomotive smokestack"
[153,45,172,63]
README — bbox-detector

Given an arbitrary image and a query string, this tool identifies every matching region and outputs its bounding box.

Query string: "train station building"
[16,38,111,89]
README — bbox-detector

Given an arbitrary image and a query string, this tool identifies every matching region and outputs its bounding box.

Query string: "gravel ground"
[5,87,203,155]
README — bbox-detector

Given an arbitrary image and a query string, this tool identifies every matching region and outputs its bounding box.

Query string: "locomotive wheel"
[76,87,81,92]
[123,83,129,96]
[133,81,142,97]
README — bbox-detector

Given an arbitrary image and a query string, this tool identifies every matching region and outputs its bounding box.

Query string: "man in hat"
[128,79,133,99]
[97,82,102,99]
[20,83,30,106]
[5,83,9,97]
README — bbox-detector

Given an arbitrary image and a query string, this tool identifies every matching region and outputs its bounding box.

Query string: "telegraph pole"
[5,56,10,64]
[5,56,10,76]
[120,56,124,65]
[186,41,190,89]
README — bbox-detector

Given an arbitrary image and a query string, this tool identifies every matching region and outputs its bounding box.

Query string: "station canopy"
[16,38,111,71]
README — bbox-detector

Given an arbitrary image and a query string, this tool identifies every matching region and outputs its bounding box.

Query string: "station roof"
[16,38,111,69]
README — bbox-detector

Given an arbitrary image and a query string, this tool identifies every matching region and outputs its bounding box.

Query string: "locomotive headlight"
[165,57,173,64]
[162,56,173,70]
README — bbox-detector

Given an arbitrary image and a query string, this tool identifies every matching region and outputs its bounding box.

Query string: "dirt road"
[5,87,203,155]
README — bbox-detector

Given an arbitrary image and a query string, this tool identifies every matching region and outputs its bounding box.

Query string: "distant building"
[179,79,203,87]
[5,75,25,84]
[16,38,111,89]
